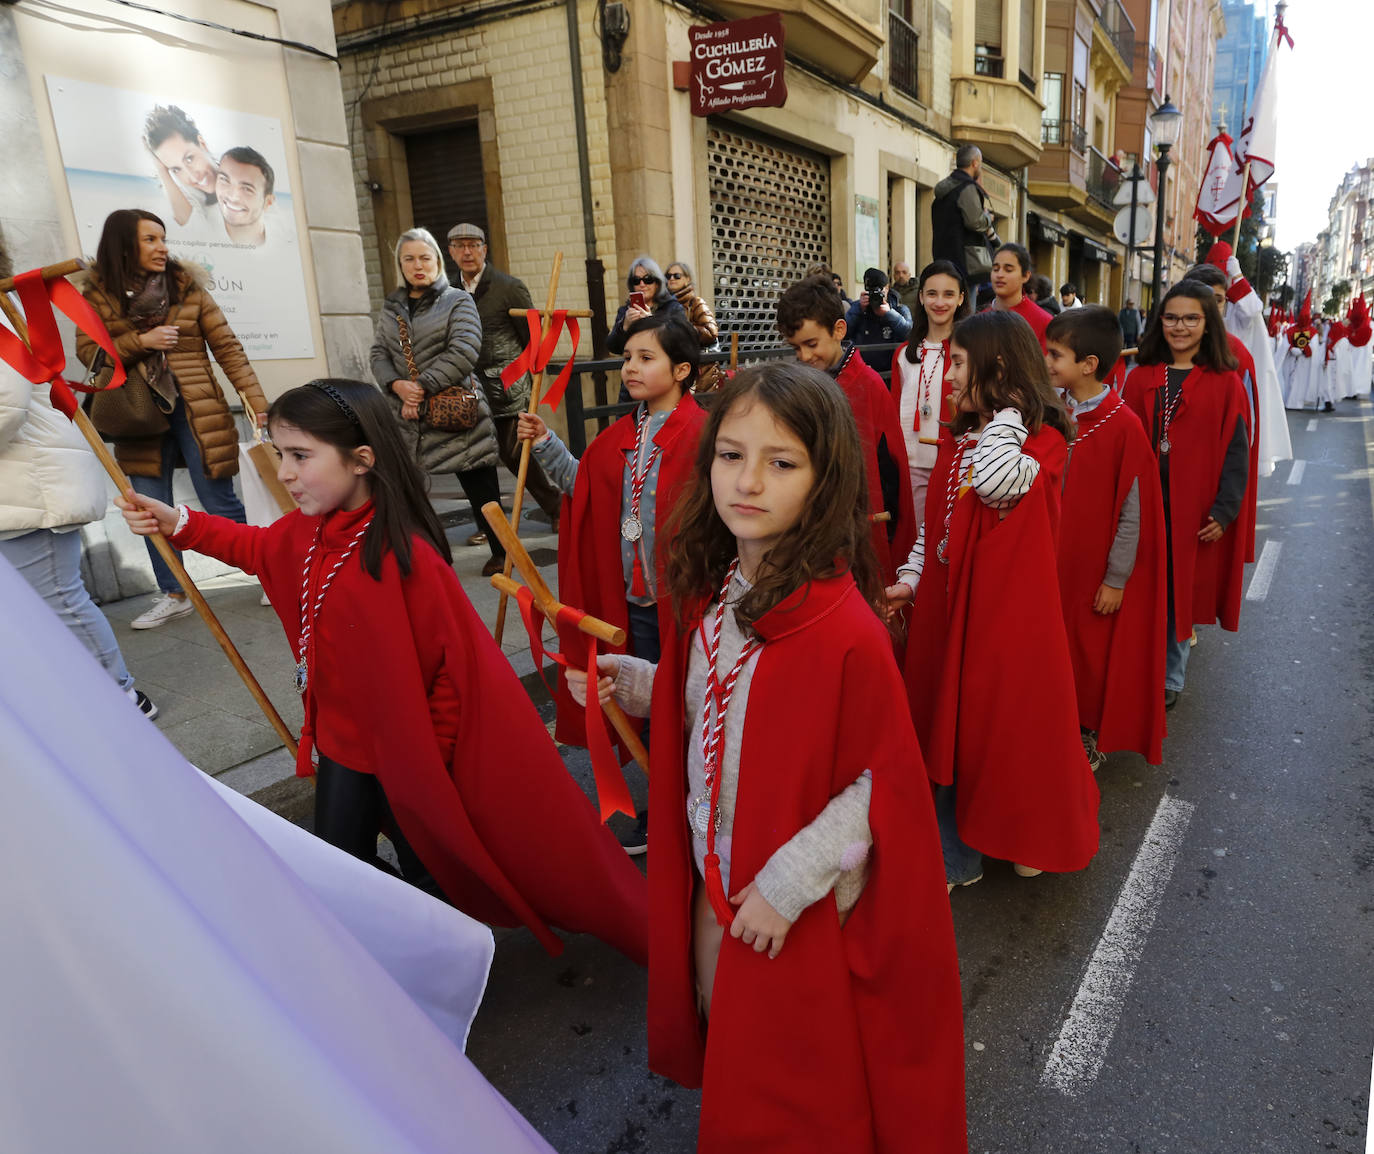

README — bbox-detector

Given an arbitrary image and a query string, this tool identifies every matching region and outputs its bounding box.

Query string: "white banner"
[45,76,315,361]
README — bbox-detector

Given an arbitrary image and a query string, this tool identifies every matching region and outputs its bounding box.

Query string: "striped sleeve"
[968,407,1039,509]
[896,523,925,591]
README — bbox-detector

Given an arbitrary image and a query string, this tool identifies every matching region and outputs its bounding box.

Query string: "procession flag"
[1229,2,1292,195]
[1194,130,1243,236]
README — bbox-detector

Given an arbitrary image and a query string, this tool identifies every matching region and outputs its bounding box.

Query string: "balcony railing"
[1097,0,1136,72]
[974,51,1004,78]
[1148,46,1163,99]
[888,12,920,101]
[1041,119,1087,153]
[1087,146,1123,209]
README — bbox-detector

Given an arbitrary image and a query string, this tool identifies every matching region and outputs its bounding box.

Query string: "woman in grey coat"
[371,227,505,574]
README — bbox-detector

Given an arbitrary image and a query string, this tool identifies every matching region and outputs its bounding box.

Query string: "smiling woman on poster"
[143,104,220,230]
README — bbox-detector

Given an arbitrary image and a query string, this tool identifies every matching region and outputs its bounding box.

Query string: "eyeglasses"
[630,275,659,285]
[449,239,484,250]
[665,271,685,280]
[1161,313,1205,328]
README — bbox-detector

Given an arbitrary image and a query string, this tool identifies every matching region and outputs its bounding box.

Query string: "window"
[1041,71,1064,143]
[975,0,1003,75]
[1019,0,1035,80]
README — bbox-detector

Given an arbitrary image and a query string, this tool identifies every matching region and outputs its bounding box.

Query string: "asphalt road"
[463,403,1374,1154]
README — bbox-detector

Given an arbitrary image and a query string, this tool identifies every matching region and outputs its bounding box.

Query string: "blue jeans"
[1165,593,1191,692]
[933,780,983,884]
[626,600,661,663]
[0,528,134,692]
[129,398,246,594]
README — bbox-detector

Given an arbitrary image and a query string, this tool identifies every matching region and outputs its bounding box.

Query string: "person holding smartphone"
[606,256,685,355]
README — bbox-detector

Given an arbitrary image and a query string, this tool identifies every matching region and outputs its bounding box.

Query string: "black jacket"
[931,170,993,280]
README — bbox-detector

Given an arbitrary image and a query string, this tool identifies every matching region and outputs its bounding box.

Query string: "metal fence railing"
[1087,147,1124,209]
[888,13,920,101]
[1097,0,1136,72]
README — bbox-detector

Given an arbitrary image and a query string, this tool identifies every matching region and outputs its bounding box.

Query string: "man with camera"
[844,267,913,346]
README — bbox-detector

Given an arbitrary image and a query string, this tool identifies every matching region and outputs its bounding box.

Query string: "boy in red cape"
[1046,307,1167,767]
[1123,282,1250,709]
[890,310,1099,888]
[776,273,917,584]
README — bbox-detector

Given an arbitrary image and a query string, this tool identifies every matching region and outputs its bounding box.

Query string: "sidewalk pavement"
[103,470,587,822]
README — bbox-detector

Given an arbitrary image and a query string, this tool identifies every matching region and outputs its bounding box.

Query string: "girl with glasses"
[607,255,686,356]
[1123,281,1250,710]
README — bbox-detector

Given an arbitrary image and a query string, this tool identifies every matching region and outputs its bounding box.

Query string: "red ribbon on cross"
[501,309,581,410]
[0,269,125,417]
[1275,10,1294,49]
[512,585,635,822]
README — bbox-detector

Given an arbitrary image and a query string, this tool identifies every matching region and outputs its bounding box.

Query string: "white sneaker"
[130,594,195,630]
[259,590,272,606]
[1012,863,1043,878]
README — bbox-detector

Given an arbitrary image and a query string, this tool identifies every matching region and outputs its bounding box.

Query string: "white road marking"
[1041,795,1196,1096]
[1306,418,1318,432]
[1287,459,1306,486]
[1246,540,1283,602]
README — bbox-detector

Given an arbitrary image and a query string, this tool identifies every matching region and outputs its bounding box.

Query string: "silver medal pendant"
[688,796,710,839]
[621,513,643,542]
[294,659,308,695]
[937,533,950,564]
[1159,436,1171,455]
[921,403,933,418]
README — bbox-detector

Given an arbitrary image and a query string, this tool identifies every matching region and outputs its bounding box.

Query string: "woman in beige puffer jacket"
[76,209,267,625]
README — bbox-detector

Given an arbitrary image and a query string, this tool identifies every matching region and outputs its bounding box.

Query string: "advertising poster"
[45,76,315,361]
[854,195,880,284]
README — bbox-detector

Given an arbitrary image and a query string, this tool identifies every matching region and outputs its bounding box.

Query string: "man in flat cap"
[448,223,562,539]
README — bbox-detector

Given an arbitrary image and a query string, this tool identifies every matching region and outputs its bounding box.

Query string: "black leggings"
[455,465,505,559]
[315,754,436,892]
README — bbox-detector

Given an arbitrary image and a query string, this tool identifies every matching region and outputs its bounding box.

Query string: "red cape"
[1226,333,1261,562]
[1057,397,1167,763]
[982,296,1052,351]
[904,428,1099,872]
[554,395,707,749]
[837,349,919,584]
[1123,363,1249,638]
[648,575,967,1153]
[891,338,958,443]
[176,508,648,963]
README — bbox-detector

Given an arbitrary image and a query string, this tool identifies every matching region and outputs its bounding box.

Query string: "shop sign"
[689,14,787,116]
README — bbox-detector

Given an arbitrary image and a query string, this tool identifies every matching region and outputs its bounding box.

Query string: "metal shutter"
[707,122,831,351]
[1020,0,1035,78]
[975,0,1001,50]
[404,123,487,279]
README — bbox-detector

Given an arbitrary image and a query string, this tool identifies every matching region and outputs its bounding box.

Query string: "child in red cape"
[776,272,918,585]
[982,242,1053,352]
[890,259,972,518]
[117,380,646,963]
[1045,307,1167,768]
[568,363,966,1153]
[887,310,1099,891]
[1123,282,1250,711]
[520,311,707,843]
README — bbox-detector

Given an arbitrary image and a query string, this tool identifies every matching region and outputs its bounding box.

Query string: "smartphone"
[629,291,647,311]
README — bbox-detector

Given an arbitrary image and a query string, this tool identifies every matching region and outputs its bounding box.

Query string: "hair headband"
[309,381,362,428]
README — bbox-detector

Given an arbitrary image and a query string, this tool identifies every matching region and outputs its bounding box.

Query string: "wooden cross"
[492,251,593,645]
[482,500,649,770]
[0,260,298,757]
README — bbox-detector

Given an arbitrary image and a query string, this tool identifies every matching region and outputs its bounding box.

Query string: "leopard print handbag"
[397,313,480,432]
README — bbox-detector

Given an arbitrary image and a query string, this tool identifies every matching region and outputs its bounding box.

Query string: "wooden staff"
[0,259,86,294]
[1230,161,1252,251]
[482,500,649,769]
[492,251,593,645]
[0,276,298,757]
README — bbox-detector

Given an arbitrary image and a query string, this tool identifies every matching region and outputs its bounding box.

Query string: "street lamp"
[1149,95,1183,316]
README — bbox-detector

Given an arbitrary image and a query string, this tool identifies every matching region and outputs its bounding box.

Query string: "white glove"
[1226,255,1243,283]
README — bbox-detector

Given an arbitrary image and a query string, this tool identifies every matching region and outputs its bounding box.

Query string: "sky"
[1268,0,1374,251]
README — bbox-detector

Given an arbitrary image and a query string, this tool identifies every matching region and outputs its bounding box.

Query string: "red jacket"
[1057,396,1167,763]
[904,427,1099,872]
[172,504,648,964]
[982,296,1052,351]
[1122,363,1250,638]
[1227,332,1261,562]
[553,394,707,750]
[648,573,967,1153]
[834,347,919,584]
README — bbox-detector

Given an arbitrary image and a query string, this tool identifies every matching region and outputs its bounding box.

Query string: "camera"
[863,268,888,310]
